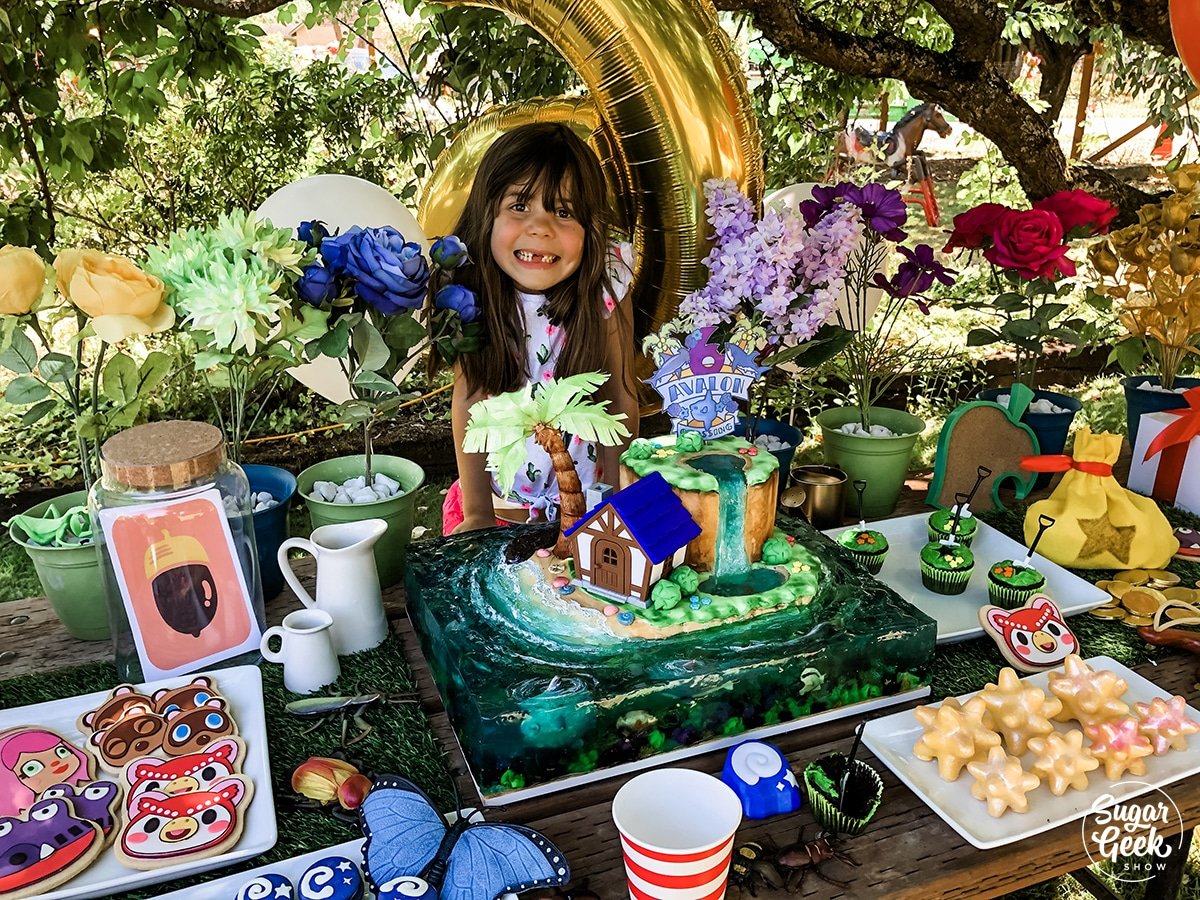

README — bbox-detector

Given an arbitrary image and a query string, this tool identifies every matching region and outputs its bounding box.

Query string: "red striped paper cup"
[612,768,743,900]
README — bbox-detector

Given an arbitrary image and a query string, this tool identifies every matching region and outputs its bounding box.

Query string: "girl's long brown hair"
[446,123,626,397]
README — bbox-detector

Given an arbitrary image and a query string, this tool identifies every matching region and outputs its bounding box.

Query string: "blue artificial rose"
[430,235,470,270]
[298,220,331,249]
[434,284,479,324]
[344,227,430,316]
[297,262,337,305]
[319,226,363,273]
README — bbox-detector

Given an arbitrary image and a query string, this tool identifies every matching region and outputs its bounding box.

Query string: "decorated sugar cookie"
[1085,717,1154,780]
[0,727,95,817]
[1026,730,1098,796]
[116,775,253,869]
[1048,655,1130,728]
[913,696,1001,781]
[161,700,238,757]
[298,855,364,900]
[88,712,167,772]
[237,873,294,899]
[39,780,122,839]
[151,676,224,717]
[979,595,1078,673]
[0,796,105,899]
[77,685,156,735]
[123,737,245,811]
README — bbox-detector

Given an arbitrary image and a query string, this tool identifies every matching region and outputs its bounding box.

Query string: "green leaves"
[0,330,37,374]
[102,353,139,405]
[37,353,76,384]
[5,375,50,405]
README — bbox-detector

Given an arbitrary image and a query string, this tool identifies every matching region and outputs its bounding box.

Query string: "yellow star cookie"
[978,667,1063,755]
[1085,717,1154,780]
[1047,654,1129,728]
[966,746,1041,816]
[914,696,1001,781]
[1134,696,1200,755]
[1027,729,1099,795]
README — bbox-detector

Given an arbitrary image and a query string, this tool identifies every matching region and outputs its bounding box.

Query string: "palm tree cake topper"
[462,372,631,558]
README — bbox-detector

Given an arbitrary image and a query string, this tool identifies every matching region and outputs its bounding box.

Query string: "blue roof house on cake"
[564,471,701,607]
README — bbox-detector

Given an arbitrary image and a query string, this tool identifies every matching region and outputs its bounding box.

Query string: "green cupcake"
[920,541,975,595]
[802,754,884,837]
[987,560,1047,609]
[927,506,978,547]
[837,528,890,575]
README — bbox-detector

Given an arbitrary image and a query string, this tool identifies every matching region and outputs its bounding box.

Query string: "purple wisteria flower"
[872,244,957,312]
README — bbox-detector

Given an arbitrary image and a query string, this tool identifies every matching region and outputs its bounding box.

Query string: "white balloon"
[729,740,783,786]
[254,174,428,403]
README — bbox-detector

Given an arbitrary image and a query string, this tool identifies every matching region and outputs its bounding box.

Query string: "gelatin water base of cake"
[406,517,937,804]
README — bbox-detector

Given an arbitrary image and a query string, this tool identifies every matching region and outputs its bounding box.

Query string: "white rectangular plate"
[3,665,276,900]
[153,839,364,900]
[862,656,1200,849]
[823,514,1109,643]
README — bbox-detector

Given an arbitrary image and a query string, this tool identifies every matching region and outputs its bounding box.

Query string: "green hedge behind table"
[0,503,1197,895]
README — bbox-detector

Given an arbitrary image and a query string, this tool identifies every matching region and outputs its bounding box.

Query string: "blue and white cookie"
[298,855,363,900]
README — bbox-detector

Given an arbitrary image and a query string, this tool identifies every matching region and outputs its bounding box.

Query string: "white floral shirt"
[491,241,635,518]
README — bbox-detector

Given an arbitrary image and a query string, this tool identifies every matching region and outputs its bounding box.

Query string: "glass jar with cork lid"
[89,420,265,682]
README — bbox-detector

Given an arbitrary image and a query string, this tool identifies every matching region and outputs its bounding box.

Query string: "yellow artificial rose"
[0,245,48,315]
[53,249,174,342]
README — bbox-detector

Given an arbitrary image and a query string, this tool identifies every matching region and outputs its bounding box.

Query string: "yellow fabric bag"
[1022,428,1178,569]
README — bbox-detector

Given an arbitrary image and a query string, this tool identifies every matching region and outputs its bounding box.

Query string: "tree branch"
[1070,0,1172,55]
[0,57,56,244]
[924,0,1005,63]
[169,0,290,16]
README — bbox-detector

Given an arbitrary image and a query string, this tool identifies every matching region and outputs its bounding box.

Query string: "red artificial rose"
[943,202,1011,252]
[984,208,1075,280]
[1032,189,1118,237]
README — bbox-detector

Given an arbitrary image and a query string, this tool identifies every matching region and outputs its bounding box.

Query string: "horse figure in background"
[832,103,952,182]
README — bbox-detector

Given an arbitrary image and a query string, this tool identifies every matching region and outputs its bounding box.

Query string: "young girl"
[441,122,639,535]
[0,728,93,817]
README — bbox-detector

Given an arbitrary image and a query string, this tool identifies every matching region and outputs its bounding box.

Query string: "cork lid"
[101,421,225,489]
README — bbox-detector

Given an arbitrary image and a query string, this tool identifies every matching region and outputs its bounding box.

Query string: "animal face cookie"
[116,776,253,869]
[151,677,223,718]
[90,713,167,772]
[39,781,122,837]
[980,595,1077,673]
[0,797,105,900]
[78,685,156,735]
[977,667,1063,756]
[0,728,95,818]
[161,701,237,756]
[123,737,245,811]
[1047,654,1130,728]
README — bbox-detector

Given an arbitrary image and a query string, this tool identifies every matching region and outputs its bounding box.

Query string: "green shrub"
[669,565,699,594]
[651,580,682,610]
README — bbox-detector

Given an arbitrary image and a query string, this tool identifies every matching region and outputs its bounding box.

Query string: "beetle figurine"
[773,827,860,892]
[728,841,785,896]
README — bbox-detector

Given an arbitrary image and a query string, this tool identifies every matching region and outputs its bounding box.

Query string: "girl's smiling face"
[14,743,81,793]
[491,182,584,294]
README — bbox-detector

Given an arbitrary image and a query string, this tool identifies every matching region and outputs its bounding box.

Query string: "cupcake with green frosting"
[802,753,884,836]
[837,528,889,575]
[919,541,975,595]
[927,504,978,546]
[987,560,1047,608]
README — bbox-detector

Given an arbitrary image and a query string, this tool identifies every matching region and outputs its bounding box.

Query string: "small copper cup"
[790,465,847,529]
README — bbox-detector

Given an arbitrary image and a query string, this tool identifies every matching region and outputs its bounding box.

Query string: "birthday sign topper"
[646,327,767,439]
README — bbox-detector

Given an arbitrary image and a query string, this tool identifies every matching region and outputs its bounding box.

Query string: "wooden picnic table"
[2,475,1197,900]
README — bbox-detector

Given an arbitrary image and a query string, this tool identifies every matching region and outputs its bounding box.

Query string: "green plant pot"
[297,455,426,589]
[816,407,925,518]
[8,490,110,641]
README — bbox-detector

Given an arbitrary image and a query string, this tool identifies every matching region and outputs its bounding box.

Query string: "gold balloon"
[417,0,762,339]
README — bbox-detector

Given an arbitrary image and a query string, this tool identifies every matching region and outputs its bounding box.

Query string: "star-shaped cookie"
[1027,729,1099,795]
[978,667,1063,755]
[967,746,1041,816]
[1135,696,1200,755]
[1048,654,1129,728]
[1085,717,1154,779]
[914,696,1001,781]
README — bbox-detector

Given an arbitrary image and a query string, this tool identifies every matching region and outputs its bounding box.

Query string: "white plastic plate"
[862,656,1200,849]
[823,514,1109,642]
[2,665,275,899]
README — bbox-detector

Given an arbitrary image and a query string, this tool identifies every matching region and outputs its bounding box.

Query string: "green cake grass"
[622,434,778,490]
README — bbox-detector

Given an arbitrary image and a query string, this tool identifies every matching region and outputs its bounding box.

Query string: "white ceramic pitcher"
[277,518,389,655]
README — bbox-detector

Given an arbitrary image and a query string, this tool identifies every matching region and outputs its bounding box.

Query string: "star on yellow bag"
[1021,428,1178,569]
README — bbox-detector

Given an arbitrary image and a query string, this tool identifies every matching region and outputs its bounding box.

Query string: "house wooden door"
[592,539,626,593]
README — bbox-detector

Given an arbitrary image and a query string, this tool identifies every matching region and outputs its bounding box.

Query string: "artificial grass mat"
[0,500,1196,896]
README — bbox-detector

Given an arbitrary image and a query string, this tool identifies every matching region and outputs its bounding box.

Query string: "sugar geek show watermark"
[1082,784,1185,883]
